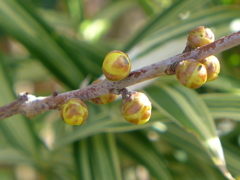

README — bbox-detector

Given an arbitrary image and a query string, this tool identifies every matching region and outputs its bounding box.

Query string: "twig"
[0,30,240,120]
[0,92,28,119]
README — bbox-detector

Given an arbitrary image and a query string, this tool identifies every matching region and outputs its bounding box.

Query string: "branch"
[0,30,240,120]
[0,93,28,119]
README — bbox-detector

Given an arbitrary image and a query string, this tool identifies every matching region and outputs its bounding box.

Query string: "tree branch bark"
[0,30,240,120]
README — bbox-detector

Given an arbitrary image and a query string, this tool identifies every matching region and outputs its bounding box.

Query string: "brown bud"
[199,55,220,82]
[122,92,152,125]
[102,50,131,81]
[176,59,207,89]
[187,26,214,49]
[60,98,88,125]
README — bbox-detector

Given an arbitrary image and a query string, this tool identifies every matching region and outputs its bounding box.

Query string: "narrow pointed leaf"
[154,123,228,180]
[202,93,240,121]
[129,5,240,59]
[144,82,234,179]
[88,133,122,180]
[76,139,93,180]
[123,0,210,52]
[117,132,174,180]
[0,0,84,89]
[0,148,33,164]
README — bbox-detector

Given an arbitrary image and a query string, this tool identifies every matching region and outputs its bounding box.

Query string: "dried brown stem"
[0,30,240,120]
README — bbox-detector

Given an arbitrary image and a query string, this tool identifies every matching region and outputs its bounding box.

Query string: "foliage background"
[0,0,240,179]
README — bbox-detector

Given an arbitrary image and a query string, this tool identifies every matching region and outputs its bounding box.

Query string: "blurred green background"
[0,0,240,179]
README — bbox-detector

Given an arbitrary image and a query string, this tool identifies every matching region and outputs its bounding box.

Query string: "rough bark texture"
[0,30,240,120]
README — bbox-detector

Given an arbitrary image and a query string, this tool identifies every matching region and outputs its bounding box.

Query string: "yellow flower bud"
[187,26,214,49]
[176,59,207,89]
[89,79,117,104]
[199,55,220,82]
[122,92,152,125]
[60,98,88,125]
[102,50,131,81]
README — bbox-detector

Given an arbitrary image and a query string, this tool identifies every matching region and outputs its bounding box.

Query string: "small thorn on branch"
[19,92,29,100]
[119,88,129,99]
[52,90,58,97]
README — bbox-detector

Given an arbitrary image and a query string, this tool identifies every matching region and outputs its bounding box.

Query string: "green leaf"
[0,0,84,89]
[153,123,228,180]
[117,131,174,180]
[53,102,160,150]
[52,36,106,79]
[75,139,93,180]
[123,0,211,52]
[80,0,137,42]
[75,133,122,180]
[202,93,240,121]
[0,57,40,158]
[92,133,122,180]
[67,0,84,24]
[50,147,75,179]
[0,148,34,165]
[144,82,234,179]
[224,146,240,176]
[129,5,240,59]
[204,76,240,92]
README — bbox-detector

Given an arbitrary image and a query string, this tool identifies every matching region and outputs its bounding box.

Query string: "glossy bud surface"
[200,55,220,82]
[176,59,207,89]
[122,92,151,125]
[187,26,214,49]
[102,50,131,81]
[60,98,88,125]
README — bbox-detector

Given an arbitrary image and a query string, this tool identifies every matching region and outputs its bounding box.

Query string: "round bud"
[199,55,220,82]
[102,50,131,81]
[187,26,214,49]
[176,59,207,89]
[90,79,117,104]
[122,92,152,125]
[60,98,88,125]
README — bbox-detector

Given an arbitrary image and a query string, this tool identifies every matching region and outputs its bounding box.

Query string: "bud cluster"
[60,50,152,126]
[176,26,220,89]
